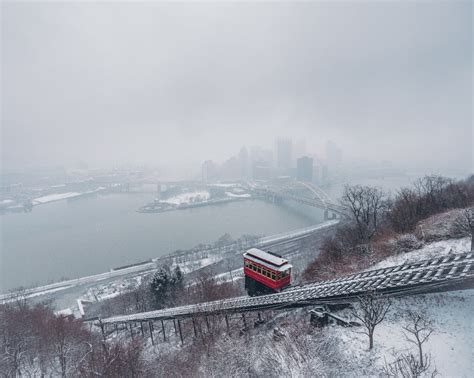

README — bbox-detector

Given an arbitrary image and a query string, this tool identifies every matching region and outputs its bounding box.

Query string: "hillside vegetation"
[303,175,474,282]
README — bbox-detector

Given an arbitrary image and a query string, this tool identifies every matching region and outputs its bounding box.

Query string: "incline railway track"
[98,252,474,326]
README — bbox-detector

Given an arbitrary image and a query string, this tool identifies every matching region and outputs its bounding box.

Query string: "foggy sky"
[2,1,472,176]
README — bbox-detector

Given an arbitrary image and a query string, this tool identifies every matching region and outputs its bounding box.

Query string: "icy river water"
[1,175,420,292]
[1,194,324,291]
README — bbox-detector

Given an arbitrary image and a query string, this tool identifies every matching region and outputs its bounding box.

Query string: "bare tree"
[225,259,235,281]
[383,309,436,377]
[79,338,144,377]
[451,208,474,251]
[414,176,452,209]
[0,302,34,376]
[0,302,148,377]
[48,315,91,377]
[389,187,422,233]
[383,353,436,377]
[351,291,391,350]
[341,185,388,249]
[5,287,30,311]
[403,310,435,370]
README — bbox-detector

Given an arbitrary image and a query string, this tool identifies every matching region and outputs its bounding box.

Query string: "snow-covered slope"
[371,237,471,270]
[332,290,473,377]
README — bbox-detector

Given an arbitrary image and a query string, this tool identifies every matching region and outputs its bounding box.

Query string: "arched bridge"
[253,181,349,219]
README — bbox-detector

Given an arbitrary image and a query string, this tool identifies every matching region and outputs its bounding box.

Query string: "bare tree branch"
[351,291,391,350]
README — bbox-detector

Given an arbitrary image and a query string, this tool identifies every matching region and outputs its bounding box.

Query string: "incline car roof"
[243,248,289,267]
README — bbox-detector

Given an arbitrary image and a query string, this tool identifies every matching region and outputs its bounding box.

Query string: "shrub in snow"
[393,234,423,254]
[383,353,437,378]
[415,209,465,243]
[199,324,344,377]
[450,208,474,251]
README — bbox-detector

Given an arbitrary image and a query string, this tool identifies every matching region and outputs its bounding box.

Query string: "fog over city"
[2,2,474,376]
[2,1,472,177]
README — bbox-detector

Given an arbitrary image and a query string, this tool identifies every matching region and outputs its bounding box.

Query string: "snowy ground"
[188,236,474,376]
[80,254,227,303]
[32,192,82,204]
[324,236,474,376]
[225,192,251,198]
[175,254,223,274]
[208,183,239,188]
[197,238,474,376]
[32,187,106,205]
[160,189,252,205]
[214,267,244,282]
[331,290,474,377]
[160,191,210,205]
[370,237,471,270]
[135,290,474,377]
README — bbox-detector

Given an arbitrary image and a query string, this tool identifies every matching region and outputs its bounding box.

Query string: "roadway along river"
[1,193,324,292]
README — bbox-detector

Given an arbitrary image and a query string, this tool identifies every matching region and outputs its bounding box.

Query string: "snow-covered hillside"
[136,236,474,377]
[370,236,471,270]
[332,290,473,377]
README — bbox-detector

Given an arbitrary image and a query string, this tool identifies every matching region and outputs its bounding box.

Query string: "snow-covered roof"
[244,248,289,268]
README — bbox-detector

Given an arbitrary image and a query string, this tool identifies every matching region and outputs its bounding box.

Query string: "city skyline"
[2,1,472,176]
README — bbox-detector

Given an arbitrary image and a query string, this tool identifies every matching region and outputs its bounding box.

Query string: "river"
[1,175,421,292]
[1,194,324,291]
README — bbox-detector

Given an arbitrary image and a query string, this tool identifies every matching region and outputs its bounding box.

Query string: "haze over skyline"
[2,1,472,176]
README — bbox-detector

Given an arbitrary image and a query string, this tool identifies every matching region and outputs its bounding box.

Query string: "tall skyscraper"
[296,156,313,182]
[276,138,292,170]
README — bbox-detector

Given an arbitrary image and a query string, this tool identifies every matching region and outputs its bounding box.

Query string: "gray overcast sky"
[1,1,472,176]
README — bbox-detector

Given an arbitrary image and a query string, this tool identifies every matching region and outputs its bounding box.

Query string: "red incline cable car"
[243,248,292,296]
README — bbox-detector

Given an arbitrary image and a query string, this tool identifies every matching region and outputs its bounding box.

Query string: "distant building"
[202,160,218,182]
[312,165,321,185]
[250,146,274,167]
[220,157,240,181]
[296,156,313,182]
[238,146,251,180]
[276,138,292,170]
[321,164,329,185]
[325,140,342,171]
[252,160,272,181]
[294,139,307,161]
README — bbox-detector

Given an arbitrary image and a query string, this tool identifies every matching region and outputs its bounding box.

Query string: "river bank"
[1,194,322,291]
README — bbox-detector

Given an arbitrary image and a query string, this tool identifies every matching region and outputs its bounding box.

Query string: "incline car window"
[245,258,290,282]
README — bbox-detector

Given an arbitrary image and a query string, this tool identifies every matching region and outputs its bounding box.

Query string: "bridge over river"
[253,181,349,220]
